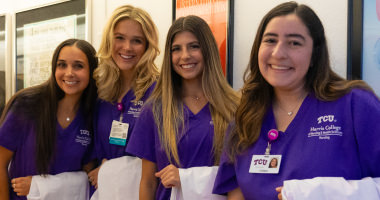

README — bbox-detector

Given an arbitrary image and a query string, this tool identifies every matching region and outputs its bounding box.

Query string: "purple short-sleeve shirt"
[126,103,215,200]
[93,84,155,161]
[0,107,93,200]
[213,89,380,199]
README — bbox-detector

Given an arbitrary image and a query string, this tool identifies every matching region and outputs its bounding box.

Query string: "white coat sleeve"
[170,166,227,200]
[282,177,380,200]
[27,171,89,200]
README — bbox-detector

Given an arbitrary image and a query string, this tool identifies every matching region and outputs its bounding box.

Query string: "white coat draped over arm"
[91,156,141,200]
[27,171,89,200]
[170,166,226,200]
[282,177,380,200]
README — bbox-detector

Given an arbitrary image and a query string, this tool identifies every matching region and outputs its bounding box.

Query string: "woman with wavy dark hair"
[0,38,98,200]
[213,2,380,199]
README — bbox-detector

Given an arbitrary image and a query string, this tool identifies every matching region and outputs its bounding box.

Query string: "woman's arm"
[227,187,244,200]
[140,159,158,200]
[0,146,13,200]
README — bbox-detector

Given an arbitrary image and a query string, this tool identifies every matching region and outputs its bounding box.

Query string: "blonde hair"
[149,15,240,166]
[94,5,159,102]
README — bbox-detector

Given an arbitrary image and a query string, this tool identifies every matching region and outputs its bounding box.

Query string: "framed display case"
[173,0,234,85]
[14,0,87,91]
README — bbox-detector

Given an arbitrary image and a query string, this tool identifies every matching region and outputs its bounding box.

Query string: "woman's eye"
[115,36,124,40]
[290,41,302,46]
[57,62,66,68]
[263,38,276,44]
[171,47,180,52]
[189,44,200,49]
[74,64,84,69]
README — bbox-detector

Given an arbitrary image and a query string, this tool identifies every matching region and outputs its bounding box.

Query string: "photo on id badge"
[249,155,282,174]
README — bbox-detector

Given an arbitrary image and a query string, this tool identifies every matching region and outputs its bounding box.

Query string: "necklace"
[276,93,307,116]
[190,96,201,101]
[66,117,71,122]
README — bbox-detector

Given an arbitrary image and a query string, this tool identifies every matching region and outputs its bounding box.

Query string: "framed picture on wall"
[348,0,380,96]
[15,0,88,92]
[173,0,234,86]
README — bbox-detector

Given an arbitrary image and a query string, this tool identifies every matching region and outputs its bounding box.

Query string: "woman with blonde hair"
[126,15,240,199]
[87,5,159,190]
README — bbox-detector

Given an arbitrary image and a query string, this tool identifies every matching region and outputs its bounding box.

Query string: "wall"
[1,0,348,91]
[91,0,172,70]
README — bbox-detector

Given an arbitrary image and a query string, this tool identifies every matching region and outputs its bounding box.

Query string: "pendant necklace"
[277,93,307,116]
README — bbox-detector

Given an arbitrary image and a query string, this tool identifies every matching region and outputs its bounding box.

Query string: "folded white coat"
[170,166,226,200]
[27,171,89,200]
[91,156,141,200]
[282,177,380,200]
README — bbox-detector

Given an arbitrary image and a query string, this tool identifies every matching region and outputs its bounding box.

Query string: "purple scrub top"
[93,83,155,161]
[0,107,92,200]
[126,103,215,200]
[213,89,380,199]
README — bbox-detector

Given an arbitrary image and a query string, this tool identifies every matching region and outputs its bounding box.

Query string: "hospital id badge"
[249,155,282,174]
[109,120,129,146]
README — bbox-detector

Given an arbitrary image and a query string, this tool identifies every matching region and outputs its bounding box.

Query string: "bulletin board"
[173,0,234,86]
[15,0,86,91]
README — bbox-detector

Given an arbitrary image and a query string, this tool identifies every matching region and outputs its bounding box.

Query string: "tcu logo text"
[253,159,267,166]
[317,115,335,124]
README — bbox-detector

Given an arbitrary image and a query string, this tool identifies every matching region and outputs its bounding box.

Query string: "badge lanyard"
[117,103,124,121]
[265,129,279,155]
[249,129,282,174]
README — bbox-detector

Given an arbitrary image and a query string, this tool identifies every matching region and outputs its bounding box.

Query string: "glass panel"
[15,0,85,91]
[362,0,380,96]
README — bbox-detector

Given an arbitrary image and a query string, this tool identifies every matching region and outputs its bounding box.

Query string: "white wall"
[1,0,348,91]
[233,0,347,89]
[91,0,173,69]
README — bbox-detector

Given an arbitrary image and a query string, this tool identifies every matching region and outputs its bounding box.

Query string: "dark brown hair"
[0,39,98,174]
[227,1,372,161]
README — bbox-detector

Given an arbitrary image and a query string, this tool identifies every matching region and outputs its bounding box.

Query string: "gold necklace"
[276,93,307,116]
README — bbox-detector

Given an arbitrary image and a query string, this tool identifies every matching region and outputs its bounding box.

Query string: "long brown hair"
[149,15,240,166]
[227,2,372,161]
[0,39,98,174]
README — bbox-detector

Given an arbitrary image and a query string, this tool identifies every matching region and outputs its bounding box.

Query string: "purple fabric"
[0,108,92,200]
[213,89,380,200]
[93,84,155,161]
[126,103,215,200]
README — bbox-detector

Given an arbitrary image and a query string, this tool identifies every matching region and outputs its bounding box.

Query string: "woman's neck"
[273,86,307,109]
[118,70,134,102]
[181,78,204,99]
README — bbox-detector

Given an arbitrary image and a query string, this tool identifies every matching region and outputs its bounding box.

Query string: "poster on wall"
[362,0,380,96]
[174,0,233,85]
[23,15,76,88]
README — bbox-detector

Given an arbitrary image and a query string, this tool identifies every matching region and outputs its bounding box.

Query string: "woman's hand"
[276,186,283,200]
[155,164,180,188]
[11,176,32,196]
[88,167,100,188]
[87,158,107,189]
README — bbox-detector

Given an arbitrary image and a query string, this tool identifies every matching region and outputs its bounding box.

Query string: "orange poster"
[175,0,231,77]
